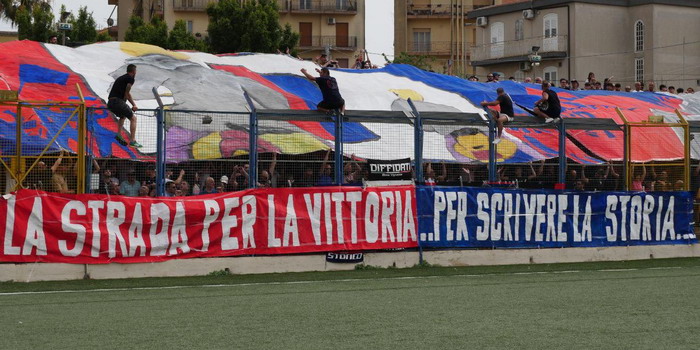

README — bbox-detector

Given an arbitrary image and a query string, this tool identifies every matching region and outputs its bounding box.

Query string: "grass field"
[1,258,700,349]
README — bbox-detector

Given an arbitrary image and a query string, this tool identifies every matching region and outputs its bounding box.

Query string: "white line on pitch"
[0,265,697,297]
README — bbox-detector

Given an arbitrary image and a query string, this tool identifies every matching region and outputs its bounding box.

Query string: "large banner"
[0,186,417,264]
[417,186,697,248]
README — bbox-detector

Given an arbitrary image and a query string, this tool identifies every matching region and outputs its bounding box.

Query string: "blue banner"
[417,186,697,248]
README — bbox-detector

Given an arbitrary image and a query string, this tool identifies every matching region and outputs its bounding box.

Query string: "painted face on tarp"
[448,128,516,162]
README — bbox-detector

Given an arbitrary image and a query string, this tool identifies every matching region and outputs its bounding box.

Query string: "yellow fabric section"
[260,133,328,155]
[192,132,222,159]
[120,42,190,60]
[389,89,424,101]
[454,132,516,162]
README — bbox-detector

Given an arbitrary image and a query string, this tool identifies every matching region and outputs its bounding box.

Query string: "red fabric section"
[0,186,418,264]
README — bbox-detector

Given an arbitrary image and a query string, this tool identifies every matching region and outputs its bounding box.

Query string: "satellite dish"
[107,18,114,26]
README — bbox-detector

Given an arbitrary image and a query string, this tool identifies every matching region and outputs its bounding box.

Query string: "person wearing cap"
[301,67,346,115]
[119,169,141,197]
[481,87,515,144]
[570,79,580,91]
[220,175,229,191]
[315,53,338,68]
[164,179,177,197]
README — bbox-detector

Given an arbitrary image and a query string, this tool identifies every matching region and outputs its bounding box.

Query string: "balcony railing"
[407,41,455,55]
[406,1,491,18]
[470,35,568,63]
[173,0,217,12]
[278,0,357,14]
[298,35,358,49]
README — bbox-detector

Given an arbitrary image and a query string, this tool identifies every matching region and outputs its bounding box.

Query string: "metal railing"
[470,35,568,62]
[278,0,357,13]
[298,35,358,49]
[406,0,492,17]
[407,41,454,55]
[172,0,217,12]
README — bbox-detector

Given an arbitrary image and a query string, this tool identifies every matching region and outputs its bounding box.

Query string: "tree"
[207,0,298,54]
[168,20,208,51]
[95,30,112,42]
[68,6,97,43]
[16,2,55,42]
[1,0,50,24]
[387,52,436,71]
[124,15,168,49]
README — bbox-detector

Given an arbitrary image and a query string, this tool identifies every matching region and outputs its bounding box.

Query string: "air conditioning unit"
[520,62,532,71]
[327,17,336,25]
[522,9,535,19]
[476,17,488,26]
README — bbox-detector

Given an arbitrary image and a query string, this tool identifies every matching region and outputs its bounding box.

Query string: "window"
[544,66,558,82]
[635,58,644,83]
[490,22,504,58]
[336,0,349,10]
[635,20,644,52]
[413,30,431,52]
[543,14,558,51]
[299,0,312,10]
[515,19,524,41]
[186,21,193,34]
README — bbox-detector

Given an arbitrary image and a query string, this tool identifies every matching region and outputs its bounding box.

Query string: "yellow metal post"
[615,107,631,190]
[14,103,22,191]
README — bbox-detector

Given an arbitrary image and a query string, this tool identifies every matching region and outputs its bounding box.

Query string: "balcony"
[298,35,358,50]
[173,0,217,12]
[278,0,357,14]
[407,41,454,56]
[406,1,491,18]
[470,35,568,65]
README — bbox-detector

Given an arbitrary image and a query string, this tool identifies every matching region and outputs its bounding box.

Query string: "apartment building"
[109,0,365,67]
[394,0,493,75]
[467,0,700,88]
[277,0,365,67]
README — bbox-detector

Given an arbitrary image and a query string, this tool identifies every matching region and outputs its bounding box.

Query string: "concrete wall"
[649,4,700,89]
[2,245,698,282]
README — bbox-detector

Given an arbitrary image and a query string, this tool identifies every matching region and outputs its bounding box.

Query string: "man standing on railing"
[108,64,141,148]
[481,87,514,145]
[301,67,345,115]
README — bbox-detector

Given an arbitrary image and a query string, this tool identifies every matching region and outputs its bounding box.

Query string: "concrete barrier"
[1,244,698,282]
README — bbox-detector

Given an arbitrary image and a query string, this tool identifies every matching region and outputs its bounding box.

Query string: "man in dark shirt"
[108,64,141,147]
[301,67,345,115]
[533,81,562,123]
[480,87,514,145]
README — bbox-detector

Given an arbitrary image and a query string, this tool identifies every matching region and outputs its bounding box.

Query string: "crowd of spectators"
[468,71,697,95]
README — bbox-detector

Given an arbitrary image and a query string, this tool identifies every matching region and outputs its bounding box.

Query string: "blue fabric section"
[19,64,69,92]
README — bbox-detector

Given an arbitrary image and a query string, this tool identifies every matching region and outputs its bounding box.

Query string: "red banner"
[0,186,418,264]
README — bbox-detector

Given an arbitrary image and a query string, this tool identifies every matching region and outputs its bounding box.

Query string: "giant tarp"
[0,40,697,163]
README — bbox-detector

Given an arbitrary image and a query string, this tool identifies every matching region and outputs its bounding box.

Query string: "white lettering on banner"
[490,193,503,241]
[222,197,241,250]
[630,196,642,240]
[642,196,654,241]
[434,191,446,241]
[106,201,127,258]
[149,202,170,256]
[303,193,322,245]
[24,197,47,256]
[323,193,333,245]
[169,202,190,255]
[346,191,362,244]
[662,198,675,240]
[544,195,556,242]
[88,200,104,257]
[534,194,546,242]
[557,195,567,242]
[283,194,300,247]
[503,194,513,241]
[380,191,396,243]
[241,195,256,248]
[445,191,457,241]
[59,201,86,257]
[514,193,521,240]
[403,190,417,241]
[127,203,146,257]
[202,200,219,252]
[331,192,345,244]
[522,194,536,241]
[655,197,664,241]
[475,193,489,241]
[606,196,618,242]
[573,196,592,242]
[455,192,467,241]
[619,196,631,241]
[268,194,281,248]
[3,195,20,255]
[364,192,379,243]
[394,191,404,242]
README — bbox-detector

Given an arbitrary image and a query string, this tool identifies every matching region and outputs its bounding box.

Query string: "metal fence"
[5,93,692,200]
